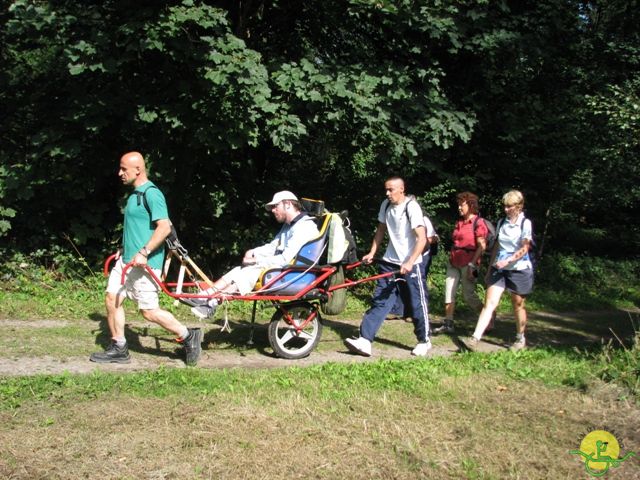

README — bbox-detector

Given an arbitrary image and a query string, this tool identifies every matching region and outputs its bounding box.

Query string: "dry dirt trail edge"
[0,308,636,377]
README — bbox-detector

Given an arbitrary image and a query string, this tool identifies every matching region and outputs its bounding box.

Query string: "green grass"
[1,254,638,402]
[8,369,636,479]
[1,254,638,479]
[0,346,622,411]
[1,345,638,479]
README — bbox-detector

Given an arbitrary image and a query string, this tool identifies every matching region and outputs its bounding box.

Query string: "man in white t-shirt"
[344,177,431,357]
[389,211,438,321]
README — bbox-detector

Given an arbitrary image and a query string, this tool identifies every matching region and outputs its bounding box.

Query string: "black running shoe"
[89,341,131,364]
[182,328,203,366]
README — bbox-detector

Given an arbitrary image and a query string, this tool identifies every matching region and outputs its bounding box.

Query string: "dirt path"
[0,308,636,377]
[0,343,463,376]
[0,319,503,377]
[0,318,475,377]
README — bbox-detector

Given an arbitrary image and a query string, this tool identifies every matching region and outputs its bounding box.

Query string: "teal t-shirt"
[122,181,169,270]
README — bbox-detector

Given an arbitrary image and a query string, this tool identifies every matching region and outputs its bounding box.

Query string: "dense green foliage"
[1,0,638,274]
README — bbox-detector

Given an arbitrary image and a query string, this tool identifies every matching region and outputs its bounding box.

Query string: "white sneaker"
[462,336,480,352]
[411,341,432,357]
[344,337,372,357]
[190,300,218,320]
[509,336,526,351]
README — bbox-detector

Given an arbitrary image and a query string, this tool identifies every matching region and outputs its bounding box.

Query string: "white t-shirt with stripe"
[377,198,425,265]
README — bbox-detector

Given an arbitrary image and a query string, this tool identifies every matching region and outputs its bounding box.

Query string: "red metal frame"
[103,255,398,347]
[104,255,396,311]
[275,302,319,333]
[326,261,399,292]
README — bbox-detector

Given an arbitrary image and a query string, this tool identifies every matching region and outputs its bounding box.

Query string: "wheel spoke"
[296,330,314,341]
[279,328,295,344]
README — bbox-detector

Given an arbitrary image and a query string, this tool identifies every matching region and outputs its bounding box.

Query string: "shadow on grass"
[87,304,638,360]
[201,319,272,356]
[474,309,639,351]
[88,312,184,361]
[321,316,415,354]
[88,309,288,359]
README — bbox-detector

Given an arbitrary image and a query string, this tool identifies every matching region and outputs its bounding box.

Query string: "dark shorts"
[487,267,534,296]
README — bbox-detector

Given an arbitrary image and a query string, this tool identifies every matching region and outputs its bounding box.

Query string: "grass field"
[1,350,639,479]
[0,259,639,479]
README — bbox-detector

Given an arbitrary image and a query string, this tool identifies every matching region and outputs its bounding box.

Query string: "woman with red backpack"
[435,192,490,335]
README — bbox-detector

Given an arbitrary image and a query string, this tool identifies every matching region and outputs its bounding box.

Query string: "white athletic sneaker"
[509,336,526,351]
[344,336,372,357]
[411,341,432,357]
[461,336,480,352]
[190,300,217,320]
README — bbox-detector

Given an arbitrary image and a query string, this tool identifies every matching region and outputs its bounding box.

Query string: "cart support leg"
[248,300,258,346]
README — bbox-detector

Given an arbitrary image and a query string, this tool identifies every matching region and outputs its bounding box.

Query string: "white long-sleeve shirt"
[252,213,319,267]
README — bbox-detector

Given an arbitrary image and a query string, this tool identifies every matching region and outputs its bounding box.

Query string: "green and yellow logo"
[570,430,636,477]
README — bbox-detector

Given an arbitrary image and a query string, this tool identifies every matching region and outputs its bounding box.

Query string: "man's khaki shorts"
[106,257,161,309]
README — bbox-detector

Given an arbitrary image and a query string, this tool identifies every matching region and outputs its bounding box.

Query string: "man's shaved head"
[118,151,148,187]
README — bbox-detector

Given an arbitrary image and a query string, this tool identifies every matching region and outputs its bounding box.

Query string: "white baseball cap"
[264,190,298,210]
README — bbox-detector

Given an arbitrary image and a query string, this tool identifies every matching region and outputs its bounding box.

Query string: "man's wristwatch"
[140,246,151,257]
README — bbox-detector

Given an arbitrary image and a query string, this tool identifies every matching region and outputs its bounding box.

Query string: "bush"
[532,253,640,310]
[0,244,98,282]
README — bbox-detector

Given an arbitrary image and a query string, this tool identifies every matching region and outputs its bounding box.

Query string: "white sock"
[179,327,190,340]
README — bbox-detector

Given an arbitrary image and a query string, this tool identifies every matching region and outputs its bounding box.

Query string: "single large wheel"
[268,302,323,359]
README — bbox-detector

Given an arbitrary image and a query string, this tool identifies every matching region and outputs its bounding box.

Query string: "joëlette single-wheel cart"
[104,199,397,359]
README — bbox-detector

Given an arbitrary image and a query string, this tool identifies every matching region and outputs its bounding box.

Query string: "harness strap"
[220,299,231,333]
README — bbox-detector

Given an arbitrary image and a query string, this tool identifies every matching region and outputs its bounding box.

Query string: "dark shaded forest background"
[1,0,638,277]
